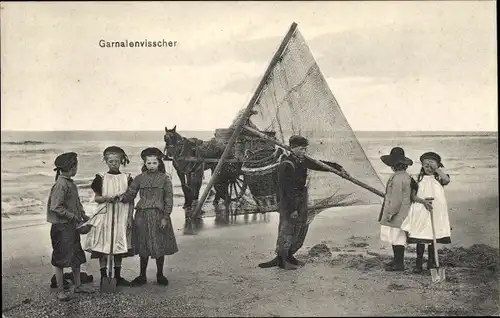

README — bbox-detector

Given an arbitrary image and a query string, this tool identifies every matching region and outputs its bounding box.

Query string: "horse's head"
[164,125,182,159]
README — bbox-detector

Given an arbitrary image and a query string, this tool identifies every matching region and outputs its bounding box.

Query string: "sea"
[1,130,497,217]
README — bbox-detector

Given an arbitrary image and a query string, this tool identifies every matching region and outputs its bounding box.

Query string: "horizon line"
[1,129,498,133]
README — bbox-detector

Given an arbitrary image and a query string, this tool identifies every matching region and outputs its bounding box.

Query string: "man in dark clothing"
[258,135,349,270]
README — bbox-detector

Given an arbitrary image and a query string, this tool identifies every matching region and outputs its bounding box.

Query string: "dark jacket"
[277,154,343,215]
[46,175,86,224]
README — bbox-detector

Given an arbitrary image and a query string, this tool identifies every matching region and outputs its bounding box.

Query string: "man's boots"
[258,256,280,268]
[278,253,298,270]
[288,252,305,266]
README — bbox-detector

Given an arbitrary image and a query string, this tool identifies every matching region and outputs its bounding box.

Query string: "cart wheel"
[227,175,248,202]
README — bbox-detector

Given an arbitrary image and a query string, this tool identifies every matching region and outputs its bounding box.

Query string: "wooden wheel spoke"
[235,180,243,191]
[228,183,233,200]
[231,183,238,199]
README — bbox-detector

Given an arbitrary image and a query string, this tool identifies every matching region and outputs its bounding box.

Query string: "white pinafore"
[84,173,133,255]
[401,175,451,241]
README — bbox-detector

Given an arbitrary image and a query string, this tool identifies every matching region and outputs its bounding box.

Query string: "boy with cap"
[47,152,93,301]
[258,135,349,270]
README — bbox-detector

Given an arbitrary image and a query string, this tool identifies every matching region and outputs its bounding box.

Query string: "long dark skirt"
[132,208,179,259]
[50,222,86,268]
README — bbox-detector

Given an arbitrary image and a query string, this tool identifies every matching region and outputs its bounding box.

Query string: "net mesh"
[194,26,384,220]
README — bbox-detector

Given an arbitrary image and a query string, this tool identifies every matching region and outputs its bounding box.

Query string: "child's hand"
[422,198,434,212]
[103,196,114,203]
[127,217,134,229]
[160,218,168,229]
[290,211,299,219]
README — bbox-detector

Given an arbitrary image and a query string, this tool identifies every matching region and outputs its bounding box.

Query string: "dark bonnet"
[141,147,164,160]
[420,152,444,168]
[53,152,78,171]
[103,146,130,166]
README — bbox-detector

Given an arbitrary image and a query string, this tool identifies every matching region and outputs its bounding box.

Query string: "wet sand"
[2,178,499,317]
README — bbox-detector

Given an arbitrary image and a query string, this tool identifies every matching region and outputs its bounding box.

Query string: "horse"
[163,126,237,210]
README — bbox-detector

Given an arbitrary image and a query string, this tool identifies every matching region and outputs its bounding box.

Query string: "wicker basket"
[242,148,284,211]
[215,128,243,159]
[215,129,277,160]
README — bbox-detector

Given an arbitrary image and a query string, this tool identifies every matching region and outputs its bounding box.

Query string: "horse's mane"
[166,129,223,159]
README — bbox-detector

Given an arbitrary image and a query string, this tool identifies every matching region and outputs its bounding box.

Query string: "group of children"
[47,146,178,301]
[46,143,451,301]
[378,147,451,273]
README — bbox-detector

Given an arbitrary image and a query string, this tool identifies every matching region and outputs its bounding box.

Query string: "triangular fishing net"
[194,25,384,220]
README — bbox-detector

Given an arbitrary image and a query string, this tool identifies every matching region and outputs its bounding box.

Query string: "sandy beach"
[2,176,498,317]
[2,1,497,316]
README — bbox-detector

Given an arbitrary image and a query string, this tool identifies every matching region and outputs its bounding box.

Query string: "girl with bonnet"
[401,152,451,273]
[119,147,178,287]
[378,147,419,272]
[85,146,135,287]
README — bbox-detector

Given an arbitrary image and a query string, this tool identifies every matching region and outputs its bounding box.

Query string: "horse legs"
[176,170,193,209]
[211,165,230,205]
[188,170,203,201]
[214,181,229,205]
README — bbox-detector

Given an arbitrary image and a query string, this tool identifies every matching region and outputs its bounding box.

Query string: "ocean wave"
[1,197,44,213]
[77,183,93,190]
[407,134,496,138]
[1,171,55,181]
[1,172,97,186]
[1,184,188,215]
[2,140,49,145]
[1,148,60,155]
[446,163,498,172]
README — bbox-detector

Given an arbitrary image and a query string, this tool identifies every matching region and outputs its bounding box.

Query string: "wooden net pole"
[191,22,299,218]
[242,125,385,198]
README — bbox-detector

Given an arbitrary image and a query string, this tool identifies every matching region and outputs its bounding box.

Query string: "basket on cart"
[241,147,285,212]
[215,129,276,160]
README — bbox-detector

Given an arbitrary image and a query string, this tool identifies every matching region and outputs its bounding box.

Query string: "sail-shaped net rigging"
[195,26,384,220]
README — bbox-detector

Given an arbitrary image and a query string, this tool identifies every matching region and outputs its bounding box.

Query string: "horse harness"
[167,135,205,175]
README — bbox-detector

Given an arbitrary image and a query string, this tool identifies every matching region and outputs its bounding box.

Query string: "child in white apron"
[401,152,451,273]
[84,146,135,286]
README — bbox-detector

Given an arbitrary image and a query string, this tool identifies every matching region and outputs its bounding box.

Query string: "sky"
[1,1,497,132]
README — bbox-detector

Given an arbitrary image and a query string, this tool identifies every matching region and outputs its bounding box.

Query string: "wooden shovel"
[429,198,446,283]
[101,202,117,293]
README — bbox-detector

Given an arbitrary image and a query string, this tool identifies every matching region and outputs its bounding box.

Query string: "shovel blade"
[430,268,446,283]
[100,278,117,293]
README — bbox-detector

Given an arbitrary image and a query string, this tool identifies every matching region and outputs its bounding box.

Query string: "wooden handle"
[428,194,440,268]
[108,202,115,276]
